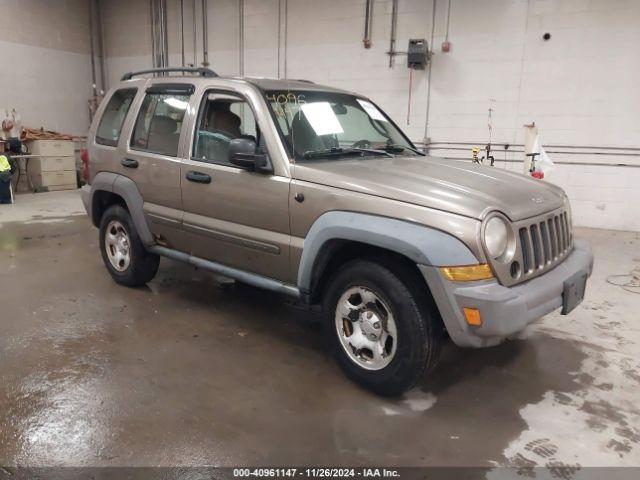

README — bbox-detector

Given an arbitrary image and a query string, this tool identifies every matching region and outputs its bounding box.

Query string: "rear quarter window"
[95,88,137,147]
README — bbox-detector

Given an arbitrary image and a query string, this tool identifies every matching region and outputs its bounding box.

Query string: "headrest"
[151,116,177,136]
[289,113,315,154]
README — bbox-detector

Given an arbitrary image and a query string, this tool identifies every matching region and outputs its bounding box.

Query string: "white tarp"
[532,135,556,174]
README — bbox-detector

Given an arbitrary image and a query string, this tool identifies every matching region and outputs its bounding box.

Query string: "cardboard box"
[29,170,77,190]
[27,140,75,157]
[28,156,75,174]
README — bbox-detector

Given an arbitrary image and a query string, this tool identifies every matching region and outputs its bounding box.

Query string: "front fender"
[297,211,479,292]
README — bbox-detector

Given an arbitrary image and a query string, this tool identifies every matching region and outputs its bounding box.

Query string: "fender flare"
[297,211,478,293]
[89,172,155,246]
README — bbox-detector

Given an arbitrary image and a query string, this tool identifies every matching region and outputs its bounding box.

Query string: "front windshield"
[264,90,418,161]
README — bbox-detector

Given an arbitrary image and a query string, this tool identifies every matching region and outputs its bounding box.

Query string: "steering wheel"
[352,139,372,149]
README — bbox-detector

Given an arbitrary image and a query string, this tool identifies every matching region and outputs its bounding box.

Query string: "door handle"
[121,158,139,168]
[186,170,212,184]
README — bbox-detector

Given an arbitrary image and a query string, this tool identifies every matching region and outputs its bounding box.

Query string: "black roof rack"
[295,79,315,83]
[121,67,218,81]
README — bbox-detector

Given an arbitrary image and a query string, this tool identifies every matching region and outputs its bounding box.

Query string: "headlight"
[484,216,509,259]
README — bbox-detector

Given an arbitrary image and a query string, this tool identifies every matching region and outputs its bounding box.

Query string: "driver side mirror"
[228,137,272,173]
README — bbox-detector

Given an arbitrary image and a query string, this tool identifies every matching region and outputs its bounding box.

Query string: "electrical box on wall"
[407,39,429,69]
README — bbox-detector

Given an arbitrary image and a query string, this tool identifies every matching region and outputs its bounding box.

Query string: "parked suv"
[82,67,593,396]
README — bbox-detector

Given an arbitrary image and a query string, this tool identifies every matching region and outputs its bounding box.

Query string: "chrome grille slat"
[548,218,557,259]
[526,228,536,273]
[555,215,564,253]
[531,224,543,269]
[540,221,551,265]
[519,228,532,273]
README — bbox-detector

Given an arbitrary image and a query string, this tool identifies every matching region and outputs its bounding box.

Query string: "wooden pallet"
[20,127,73,142]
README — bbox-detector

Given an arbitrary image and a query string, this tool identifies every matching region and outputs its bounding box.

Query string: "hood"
[294,155,566,221]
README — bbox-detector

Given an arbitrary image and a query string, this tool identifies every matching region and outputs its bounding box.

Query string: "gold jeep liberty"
[82,67,593,396]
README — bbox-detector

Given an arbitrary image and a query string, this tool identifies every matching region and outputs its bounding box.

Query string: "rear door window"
[96,88,137,146]
[131,86,193,157]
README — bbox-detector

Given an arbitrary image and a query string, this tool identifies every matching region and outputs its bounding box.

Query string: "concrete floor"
[1,190,639,470]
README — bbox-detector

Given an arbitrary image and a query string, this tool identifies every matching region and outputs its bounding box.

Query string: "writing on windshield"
[264,90,417,161]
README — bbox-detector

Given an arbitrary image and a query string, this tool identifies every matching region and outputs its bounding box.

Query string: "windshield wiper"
[383,143,426,156]
[302,147,393,160]
[350,147,394,158]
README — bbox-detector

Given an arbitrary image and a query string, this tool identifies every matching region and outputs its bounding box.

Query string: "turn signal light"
[463,308,482,326]
[440,264,494,282]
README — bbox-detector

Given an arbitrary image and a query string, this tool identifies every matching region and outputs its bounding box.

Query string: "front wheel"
[324,259,442,396]
[99,205,159,287]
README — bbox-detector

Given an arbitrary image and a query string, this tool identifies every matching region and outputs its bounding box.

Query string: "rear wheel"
[99,205,159,287]
[324,259,442,396]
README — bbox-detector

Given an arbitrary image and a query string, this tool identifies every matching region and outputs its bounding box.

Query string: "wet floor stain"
[499,243,640,473]
[1,215,639,470]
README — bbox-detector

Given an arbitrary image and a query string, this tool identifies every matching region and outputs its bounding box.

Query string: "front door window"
[193,92,259,166]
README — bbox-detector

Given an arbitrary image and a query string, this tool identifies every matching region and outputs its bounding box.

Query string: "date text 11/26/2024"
[233,468,401,478]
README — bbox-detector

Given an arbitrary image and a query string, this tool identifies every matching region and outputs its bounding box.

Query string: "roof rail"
[121,67,218,81]
[296,79,315,83]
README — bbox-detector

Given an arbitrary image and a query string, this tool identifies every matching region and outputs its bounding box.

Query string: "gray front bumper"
[420,239,594,348]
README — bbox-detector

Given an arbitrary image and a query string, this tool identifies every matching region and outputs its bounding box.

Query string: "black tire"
[99,204,160,287]
[323,259,442,396]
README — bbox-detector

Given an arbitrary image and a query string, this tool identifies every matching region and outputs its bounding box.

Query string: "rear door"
[91,86,139,183]
[120,83,194,251]
[180,88,292,282]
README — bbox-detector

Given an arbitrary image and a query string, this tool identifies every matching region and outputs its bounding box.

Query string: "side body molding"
[89,172,155,246]
[297,211,479,292]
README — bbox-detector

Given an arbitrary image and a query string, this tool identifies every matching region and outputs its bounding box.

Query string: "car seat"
[290,111,338,157]
[148,116,180,156]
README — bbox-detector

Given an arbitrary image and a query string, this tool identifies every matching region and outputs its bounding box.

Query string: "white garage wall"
[0,0,94,136]
[101,0,640,232]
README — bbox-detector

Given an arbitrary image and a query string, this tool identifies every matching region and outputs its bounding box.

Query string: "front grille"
[517,209,572,278]
[486,206,573,287]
